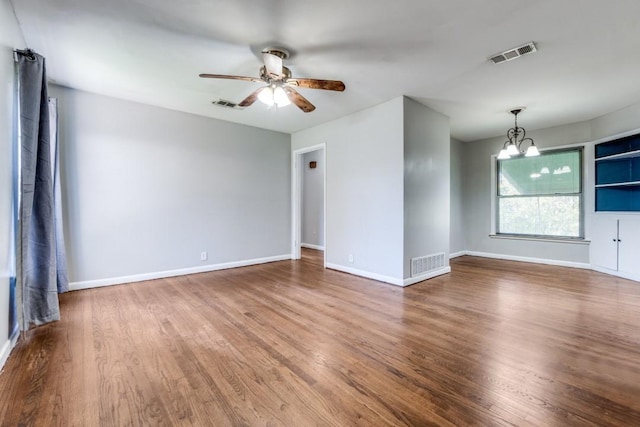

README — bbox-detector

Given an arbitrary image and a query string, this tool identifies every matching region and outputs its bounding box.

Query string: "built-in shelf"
[596,180,640,188]
[595,133,640,212]
[595,133,640,159]
[595,149,640,162]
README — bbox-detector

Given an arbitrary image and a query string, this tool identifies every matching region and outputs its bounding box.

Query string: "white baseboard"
[301,243,325,251]
[591,265,640,282]
[326,263,451,287]
[403,267,451,286]
[326,263,452,287]
[69,254,292,291]
[325,263,405,286]
[66,248,602,293]
[464,251,591,269]
[591,265,616,277]
[0,326,20,372]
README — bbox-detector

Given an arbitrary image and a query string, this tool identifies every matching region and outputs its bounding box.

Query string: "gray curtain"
[16,49,67,330]
[49,98,69,293]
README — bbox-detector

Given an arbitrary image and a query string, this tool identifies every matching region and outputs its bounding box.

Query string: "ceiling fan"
[199,47,345,113]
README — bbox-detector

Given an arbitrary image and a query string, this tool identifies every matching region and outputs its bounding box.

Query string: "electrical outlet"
[348,254,354,263]
[200,251,208,261]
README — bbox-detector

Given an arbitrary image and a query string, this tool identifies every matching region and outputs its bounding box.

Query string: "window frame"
[495,147,585,240]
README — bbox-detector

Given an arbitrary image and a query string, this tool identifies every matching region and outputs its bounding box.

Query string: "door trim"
[291,143,326,266]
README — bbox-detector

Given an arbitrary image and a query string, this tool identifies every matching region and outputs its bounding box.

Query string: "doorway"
[292,144,326,265]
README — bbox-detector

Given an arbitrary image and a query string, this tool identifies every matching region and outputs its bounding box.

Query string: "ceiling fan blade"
[262,52,283,77]
[238,87,266,107]
[283,86,316,113]
[286,78,345,92]
[199,73,263,83]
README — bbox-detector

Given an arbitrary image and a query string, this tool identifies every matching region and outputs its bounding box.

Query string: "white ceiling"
[11,0,640,141]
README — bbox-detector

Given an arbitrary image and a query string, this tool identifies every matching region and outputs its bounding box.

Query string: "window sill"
[489,234,590,245]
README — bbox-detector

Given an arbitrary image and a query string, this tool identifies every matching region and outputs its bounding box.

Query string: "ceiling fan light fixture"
[258,86,275,106]
[273,86,291,107]
[258,85,291,108]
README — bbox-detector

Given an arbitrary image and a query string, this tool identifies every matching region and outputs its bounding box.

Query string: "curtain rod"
[14,48,37,61]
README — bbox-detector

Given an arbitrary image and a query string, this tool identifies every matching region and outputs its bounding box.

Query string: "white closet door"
[590,215,619,272]
[618,217,640,280]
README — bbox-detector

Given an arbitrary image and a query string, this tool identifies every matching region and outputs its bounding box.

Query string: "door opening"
[292,144,326,266]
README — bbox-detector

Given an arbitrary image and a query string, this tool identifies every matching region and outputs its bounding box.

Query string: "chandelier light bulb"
[525,144,540,157]
[497,149,511,160]
[506,143,520,156]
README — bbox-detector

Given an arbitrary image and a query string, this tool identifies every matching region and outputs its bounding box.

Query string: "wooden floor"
[2,249,640,426]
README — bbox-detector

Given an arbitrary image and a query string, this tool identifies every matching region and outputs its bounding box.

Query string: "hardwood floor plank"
[1,250,640,426]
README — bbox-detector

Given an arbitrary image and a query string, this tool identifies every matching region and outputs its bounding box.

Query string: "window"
[497,148,583,238]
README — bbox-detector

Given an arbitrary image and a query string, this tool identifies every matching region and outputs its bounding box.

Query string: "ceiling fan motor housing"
[261,47,290,60]
[260,66,291,82]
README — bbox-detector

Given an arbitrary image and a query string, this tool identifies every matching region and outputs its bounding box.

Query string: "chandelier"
[497,108,539,159]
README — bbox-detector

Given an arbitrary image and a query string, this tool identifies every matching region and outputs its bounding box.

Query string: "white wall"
[293,96,452,285]
[51,86,291,287]
[403,97,450,279]
[449,137,465,256]
[301,150,324,249]
[462,102,640,266]
[0,0,25,368]
[292,98,405,282]
[591,102,640,140]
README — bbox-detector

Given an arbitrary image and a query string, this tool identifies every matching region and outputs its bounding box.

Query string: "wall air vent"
[489,42,537,64]
[212,99,240,108]
[411,253,446,277]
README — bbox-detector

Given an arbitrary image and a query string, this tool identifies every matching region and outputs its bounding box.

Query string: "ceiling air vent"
[212,99,240,108]
[489,42,537,64]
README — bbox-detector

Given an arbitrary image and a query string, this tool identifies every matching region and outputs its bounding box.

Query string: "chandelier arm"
[518,126,527,141]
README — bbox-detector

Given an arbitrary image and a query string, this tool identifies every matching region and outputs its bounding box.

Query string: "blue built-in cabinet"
[595,133,640,211]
